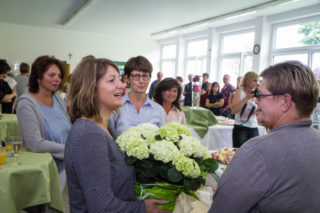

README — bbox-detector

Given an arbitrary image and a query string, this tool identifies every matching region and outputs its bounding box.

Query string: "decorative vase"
[192,81,201,107]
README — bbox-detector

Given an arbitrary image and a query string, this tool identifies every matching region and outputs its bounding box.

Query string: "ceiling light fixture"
[224,11,257,20]
[61,0,93,25]
[151,0,295,37]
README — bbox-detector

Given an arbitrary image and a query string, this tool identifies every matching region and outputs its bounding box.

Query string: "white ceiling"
[0,0,319,38]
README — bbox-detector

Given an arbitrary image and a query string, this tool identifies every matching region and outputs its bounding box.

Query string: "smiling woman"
[15,56,71,208]
[65,55,169,213]
[153,77,186,125]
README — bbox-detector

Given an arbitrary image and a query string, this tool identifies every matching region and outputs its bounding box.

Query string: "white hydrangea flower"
[178,136,211,159]
[172,154,201,178]
[149,140,179,163]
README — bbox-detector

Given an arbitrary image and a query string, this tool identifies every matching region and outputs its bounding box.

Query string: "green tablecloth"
[0,150,63,213]
[182,107,218,138]
[0,113,20,142]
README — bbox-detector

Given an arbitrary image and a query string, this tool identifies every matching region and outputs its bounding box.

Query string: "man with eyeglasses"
[209,61,320,213]
[109,56,165,137]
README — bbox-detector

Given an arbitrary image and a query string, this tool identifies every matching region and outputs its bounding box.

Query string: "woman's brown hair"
[66,55,119,122]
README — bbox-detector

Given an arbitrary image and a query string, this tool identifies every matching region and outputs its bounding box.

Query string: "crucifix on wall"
[68,53,73,60]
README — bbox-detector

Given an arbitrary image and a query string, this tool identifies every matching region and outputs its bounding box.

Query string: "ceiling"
[0,0,319,38]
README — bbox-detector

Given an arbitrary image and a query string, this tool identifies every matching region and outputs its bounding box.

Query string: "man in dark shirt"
[183,74,193,106]
[148,71,163,99]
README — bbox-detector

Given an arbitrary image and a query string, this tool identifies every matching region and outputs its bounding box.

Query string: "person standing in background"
[206,82,224,115]
[201,73,209,95]
[148,71,163,99]
[14,62,30,97]
[221,74,235,118]
[153,78,186,125]
[229,72,259,148]
[183,74,193,106]
[176,76,184,108]
[0,60,16,113]
[16,56,70,194]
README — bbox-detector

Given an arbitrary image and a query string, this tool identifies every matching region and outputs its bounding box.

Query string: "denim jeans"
[232,124,259,148]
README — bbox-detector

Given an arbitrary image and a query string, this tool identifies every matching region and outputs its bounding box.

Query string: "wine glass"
[11,141,21,166]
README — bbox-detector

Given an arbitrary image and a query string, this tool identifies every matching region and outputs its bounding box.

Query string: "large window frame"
[218,28,255,87]
[270,15,320,69]
[160,42,178,78]
[184,36,209,81]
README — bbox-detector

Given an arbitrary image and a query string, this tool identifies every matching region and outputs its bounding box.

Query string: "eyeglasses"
[252,88,284,100]
[130,73,151,81]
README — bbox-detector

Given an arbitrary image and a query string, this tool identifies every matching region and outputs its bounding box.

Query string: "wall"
[0,22,160,74]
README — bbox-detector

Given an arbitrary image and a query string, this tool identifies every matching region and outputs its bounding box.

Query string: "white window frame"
[184,36,209,80]
[218,28,255,86]
[160,42,178,77]
[270,15,320,66]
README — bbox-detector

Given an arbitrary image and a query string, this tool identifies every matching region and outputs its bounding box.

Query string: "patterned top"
[64,119,145,213]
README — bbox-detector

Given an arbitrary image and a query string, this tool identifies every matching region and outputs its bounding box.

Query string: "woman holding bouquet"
[153,78,187,125]
[65,56,170,213]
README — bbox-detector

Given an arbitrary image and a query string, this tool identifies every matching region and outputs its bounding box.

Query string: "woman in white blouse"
[153,78,186,125]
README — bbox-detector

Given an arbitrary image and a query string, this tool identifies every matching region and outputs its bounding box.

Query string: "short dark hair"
[29,56,65,93]
[20,63,30,74]
[0,60,11,74]
[124,56,153,77]
[153,78,182,111]
[176,76,183,83]
[261,61,319,117]
[203,73,209,78]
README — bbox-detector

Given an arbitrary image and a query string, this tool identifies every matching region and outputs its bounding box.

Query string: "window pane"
[221,58,240,87]
[187,39,208,57]
[161,61,175,78]
[273,54,308,65]
[162,44,176,59]
[243,55,253,74]
[223,32,255,54]
[185,58,207,80]
[312,52,320,79]
[275,20,320,49]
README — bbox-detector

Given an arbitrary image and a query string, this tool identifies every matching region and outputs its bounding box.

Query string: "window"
[271,18,320,76]
[185,39,208,80]
[219,31,255,87]
[160,43,177,77]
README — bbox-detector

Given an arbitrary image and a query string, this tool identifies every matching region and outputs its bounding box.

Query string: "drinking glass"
[5,136,22,166]
[0,148,6,167]
[11,141,22,166]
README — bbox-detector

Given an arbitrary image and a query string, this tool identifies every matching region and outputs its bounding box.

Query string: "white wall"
[0,22,160,74]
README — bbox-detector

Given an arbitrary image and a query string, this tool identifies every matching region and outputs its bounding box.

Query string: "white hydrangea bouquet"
[116,121,218,211]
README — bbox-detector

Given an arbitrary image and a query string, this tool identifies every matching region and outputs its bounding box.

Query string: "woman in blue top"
[16,56,71,192]
[205,82,224,116]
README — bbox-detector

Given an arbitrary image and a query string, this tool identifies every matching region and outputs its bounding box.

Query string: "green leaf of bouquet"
[141,168,157,178]
[168,167,183,183]
[125,156,137,165]
[140,159,154,169]
[183,177,202,191]
[203,158,219,173]
[155,134,162,141]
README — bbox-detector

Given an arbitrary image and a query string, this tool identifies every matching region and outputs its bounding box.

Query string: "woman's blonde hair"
[241,71,258,89]
[66,55,119,122]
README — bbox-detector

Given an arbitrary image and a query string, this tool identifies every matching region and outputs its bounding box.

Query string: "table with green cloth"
[0,113,20,142]
[182,106,218,138]
[0,150,64,213]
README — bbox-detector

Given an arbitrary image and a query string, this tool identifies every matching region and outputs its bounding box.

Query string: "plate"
[211,147,238,164]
